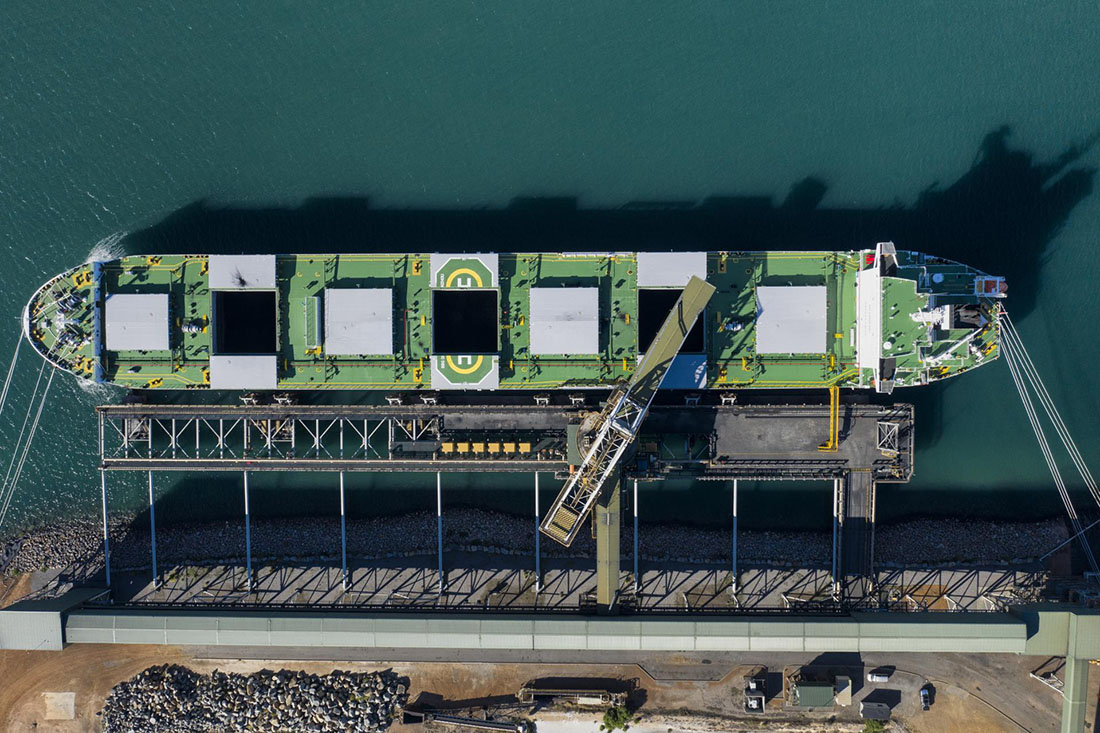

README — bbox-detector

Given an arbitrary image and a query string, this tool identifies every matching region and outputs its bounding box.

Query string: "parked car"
[920,687,931,711]
[867,671,890,683]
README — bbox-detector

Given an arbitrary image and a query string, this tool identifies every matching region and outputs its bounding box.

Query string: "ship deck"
[25,249,1000,391]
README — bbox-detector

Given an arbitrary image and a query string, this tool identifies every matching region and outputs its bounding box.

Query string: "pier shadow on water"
[120,126,1096,528]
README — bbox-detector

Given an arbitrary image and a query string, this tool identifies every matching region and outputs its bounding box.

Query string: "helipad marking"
[446,354,484,374]
[444,268,484,288]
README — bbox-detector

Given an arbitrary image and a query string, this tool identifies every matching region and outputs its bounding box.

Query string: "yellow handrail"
[818,385,840,452]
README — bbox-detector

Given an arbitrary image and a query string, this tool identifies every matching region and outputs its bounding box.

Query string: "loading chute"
[539,275,716,546]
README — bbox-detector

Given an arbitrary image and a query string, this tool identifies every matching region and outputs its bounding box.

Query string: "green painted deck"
[25,249,1003,392]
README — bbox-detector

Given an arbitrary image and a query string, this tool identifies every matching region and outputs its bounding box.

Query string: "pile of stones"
[5,509,1070,576]
[3,518,127,574]
[101,664,407,732]
[876,517,1067,565]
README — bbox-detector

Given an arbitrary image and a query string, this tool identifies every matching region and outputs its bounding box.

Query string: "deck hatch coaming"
[208,255,276,290]
[529,287,599,356]
[103,293,169,352]
[754,286,828,355]
[209,355,277,390]
[637,251,707,288]
[323,288,393,356]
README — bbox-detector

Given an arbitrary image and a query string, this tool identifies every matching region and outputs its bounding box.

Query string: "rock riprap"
[4,510,1069,576]
[101,664,407,732]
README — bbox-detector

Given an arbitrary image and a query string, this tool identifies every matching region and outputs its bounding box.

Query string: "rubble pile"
[4,510,1069,575]
[101,665,407,733]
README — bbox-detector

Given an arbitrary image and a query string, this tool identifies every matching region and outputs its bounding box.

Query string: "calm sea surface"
[2,2,1099,535]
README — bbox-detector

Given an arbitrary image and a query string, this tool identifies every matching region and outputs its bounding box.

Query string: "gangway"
[539,275,715,546]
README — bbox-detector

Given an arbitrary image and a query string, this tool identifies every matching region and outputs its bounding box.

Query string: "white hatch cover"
[324,288,393,355]
[529,287,599,355]
[637,252,707,288]
[209,355,278,390]
[104,293,169,351]
[755,286,828,354]
[208,255,277,290]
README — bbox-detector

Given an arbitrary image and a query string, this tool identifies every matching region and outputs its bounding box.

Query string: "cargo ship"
[23,243,1005,393]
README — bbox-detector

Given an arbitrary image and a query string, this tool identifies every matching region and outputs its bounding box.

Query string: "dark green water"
[2,2,1099,536]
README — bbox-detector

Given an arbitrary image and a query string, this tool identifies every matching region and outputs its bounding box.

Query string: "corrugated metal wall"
[61,611,1031,654]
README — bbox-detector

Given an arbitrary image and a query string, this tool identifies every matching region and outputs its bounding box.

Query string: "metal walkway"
[98,401,912,481]
[98,404,569,473]
[837,471,876,601]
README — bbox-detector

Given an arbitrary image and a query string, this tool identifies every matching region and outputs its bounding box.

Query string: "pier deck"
[94,398,912,609]
[97,401,913,481]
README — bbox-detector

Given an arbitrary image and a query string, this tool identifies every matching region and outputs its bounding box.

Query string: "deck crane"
[539,275,716,546]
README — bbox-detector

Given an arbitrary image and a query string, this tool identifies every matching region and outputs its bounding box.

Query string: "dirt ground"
[0,640,1065,732]
[905,683,1016,733]
[0,574,33,609]
[0,644,190,732]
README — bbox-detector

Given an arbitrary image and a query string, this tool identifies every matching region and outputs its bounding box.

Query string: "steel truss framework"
[877,421,900,455]
[99,409,565,472]
[539,388,644,545]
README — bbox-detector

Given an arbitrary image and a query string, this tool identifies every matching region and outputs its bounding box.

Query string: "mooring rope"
[0,360,47,531]
[1000,313,1099,506]
[0,336,21,417]
[0,368,55,530]
[1000,311,1100,575]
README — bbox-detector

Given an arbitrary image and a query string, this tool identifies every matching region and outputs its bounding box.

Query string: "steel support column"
[148,471,158,588]
[100,468,111,588]
[633,478,639,594]
[869,478,877,593]
[436,471,444,595]
[339,471,347,591]
[534,472,541,594]
[731,478,738,595]
[243,471,252,592]
[831,477,840,599]
[1062,654,1089,733]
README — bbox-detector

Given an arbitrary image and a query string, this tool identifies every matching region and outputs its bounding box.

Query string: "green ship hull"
[24,244,1005,392]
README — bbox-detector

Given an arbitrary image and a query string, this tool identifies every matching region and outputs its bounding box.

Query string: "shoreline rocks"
[2,509,1069,576]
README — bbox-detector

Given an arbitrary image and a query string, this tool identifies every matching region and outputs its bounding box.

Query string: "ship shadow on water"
[122,126,1096,529]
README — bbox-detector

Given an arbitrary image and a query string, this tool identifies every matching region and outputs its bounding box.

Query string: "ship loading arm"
[539,275,716,546]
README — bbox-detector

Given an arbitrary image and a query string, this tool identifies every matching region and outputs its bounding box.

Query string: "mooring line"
[0,361,47,530]
[1001,314,1098,505]
[0,368,55,529]
[0,336,21,417]
[1001,316,1100,574]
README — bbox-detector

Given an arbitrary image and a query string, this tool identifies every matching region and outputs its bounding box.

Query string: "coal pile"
[101,664,407,732]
